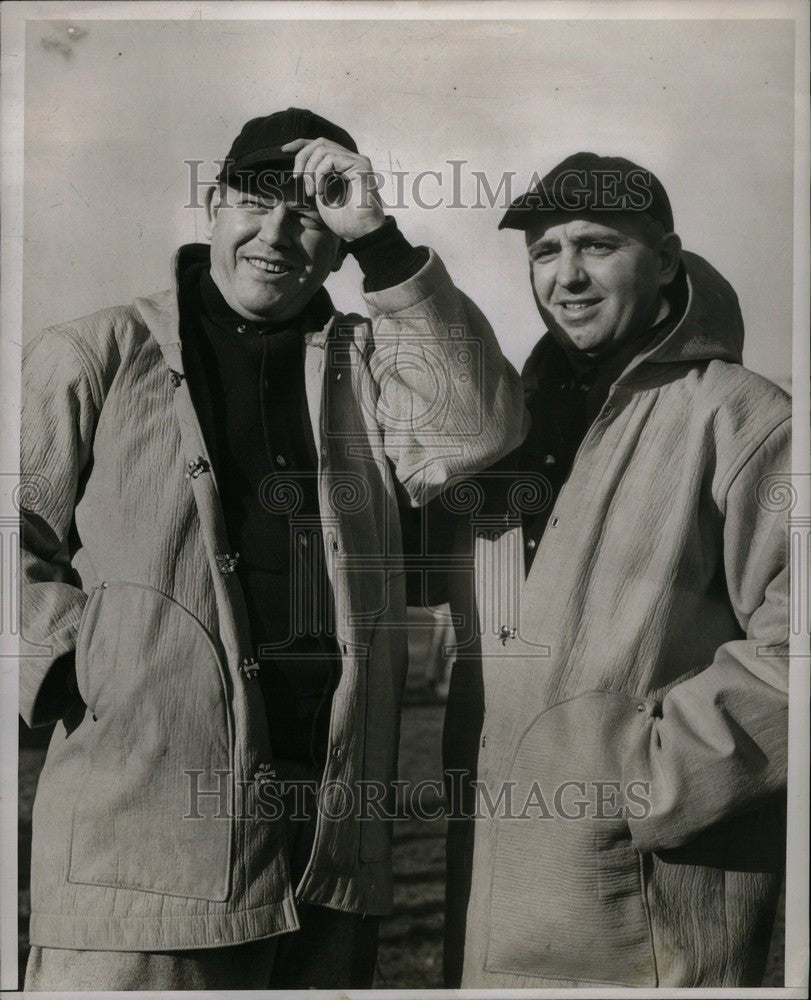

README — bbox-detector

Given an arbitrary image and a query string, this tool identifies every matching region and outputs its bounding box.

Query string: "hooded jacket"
[20,246,526,952]
[443,251,790,988]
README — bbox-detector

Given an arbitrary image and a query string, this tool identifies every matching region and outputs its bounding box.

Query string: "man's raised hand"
[281,137,386,241]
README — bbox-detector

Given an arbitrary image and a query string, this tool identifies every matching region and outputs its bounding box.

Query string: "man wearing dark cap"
[19,108,525,990]
[443,153,790,987]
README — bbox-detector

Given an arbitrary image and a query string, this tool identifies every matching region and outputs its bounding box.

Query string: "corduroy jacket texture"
[443,251,790,988]
[20,247,526,951]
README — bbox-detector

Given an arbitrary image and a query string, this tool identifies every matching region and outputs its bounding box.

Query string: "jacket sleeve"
[627,415,791,852]
[20,328,101,727]
[361,250,528,506]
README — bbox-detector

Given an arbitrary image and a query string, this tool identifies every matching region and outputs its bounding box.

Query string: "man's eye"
[531,248,557,263]
[584,241,614,253]
[236,198,265,211]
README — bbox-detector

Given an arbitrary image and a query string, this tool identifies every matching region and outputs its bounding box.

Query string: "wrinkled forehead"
[524,210,658,247]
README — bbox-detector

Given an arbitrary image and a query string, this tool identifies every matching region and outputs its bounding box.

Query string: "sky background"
[23,15,795,387]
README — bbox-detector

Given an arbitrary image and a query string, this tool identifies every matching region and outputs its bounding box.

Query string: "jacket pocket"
[68,581,234,901]
[484,690,657,986]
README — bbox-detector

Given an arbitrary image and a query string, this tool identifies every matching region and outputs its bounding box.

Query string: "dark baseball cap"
[217,107,358,183]
[499,152,674,233]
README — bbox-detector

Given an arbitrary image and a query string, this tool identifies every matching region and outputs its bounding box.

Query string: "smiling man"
[19,108,525,991]
[526,212,680,359]
[443,153,790,988]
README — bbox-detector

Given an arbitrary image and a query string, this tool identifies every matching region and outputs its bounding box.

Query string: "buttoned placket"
[162,336,276,810]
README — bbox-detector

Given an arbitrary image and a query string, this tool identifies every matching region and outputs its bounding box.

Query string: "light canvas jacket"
[443,251,790,988]
[20,247,526,952]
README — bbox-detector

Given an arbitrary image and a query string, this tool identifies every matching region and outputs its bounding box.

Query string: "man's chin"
[547,323,605,356]
[566,333,605,354]
[236,293,298,323]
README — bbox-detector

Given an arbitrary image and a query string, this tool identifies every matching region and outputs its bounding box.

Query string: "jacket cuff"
[362,249,451,316]
[345,216,429,293]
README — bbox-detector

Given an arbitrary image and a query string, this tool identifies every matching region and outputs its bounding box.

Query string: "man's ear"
[203,185,220,240]
[658,232,683,286]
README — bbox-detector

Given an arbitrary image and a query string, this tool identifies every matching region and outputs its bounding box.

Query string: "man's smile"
[244,256,295,276]
[554,298,602,320]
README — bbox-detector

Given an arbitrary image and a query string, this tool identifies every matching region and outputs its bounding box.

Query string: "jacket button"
[543,454,556,466]
[320,446,328,458]
[550,516,559,528]
[253,763,277,791]
[275,455,287,468]
[185,456,211,480]
[526,537,536,550]
[237,323,248,334]
[499,624,516,645]
[215,552,240,574]
[241,657,260,679]
[332,745,343,761]
[636,703,646,713]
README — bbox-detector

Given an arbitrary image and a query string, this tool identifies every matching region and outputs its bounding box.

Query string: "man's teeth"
[562,302,594,311]
[248,258,290,273]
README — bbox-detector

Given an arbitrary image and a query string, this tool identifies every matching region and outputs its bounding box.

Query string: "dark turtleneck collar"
[175,242,334,338]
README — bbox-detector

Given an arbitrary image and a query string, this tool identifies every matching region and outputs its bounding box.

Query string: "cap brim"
[217,146,296,182]
[498,193,538,231]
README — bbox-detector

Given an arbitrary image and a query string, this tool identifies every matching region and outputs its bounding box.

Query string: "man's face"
[206,179,343,323]
[525,213,680,357]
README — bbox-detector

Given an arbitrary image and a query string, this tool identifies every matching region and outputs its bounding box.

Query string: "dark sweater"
[178,222,427,764]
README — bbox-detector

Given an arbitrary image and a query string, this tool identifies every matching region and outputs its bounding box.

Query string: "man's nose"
[257,204,293,246]
[555,248,588,290]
